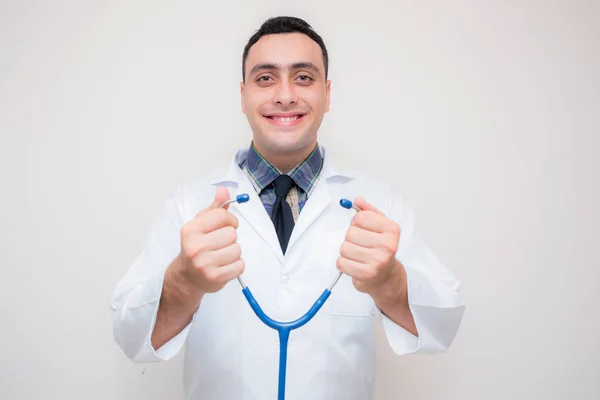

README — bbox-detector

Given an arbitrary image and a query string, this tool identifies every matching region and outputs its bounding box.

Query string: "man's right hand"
[174,186,245,295]
[152,187,244,350]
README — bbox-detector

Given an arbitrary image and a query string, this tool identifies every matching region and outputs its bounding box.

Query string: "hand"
[336,196,405,300]
[175,187,244,294]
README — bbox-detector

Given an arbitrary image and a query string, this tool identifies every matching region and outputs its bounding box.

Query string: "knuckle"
[180,223,192,238]
[182,245,196,260]
[236,259,245,274]
[192,258,206,273]
[233,243,242,258]
[364,268,378,281]
[226,226,237,242]
[354,212,366,227]
[385,238,399,254]
[336,256,344,271]
[195,241,208,256]
[193,253,211,271]
[375,251,389,266]
[340,241,350,255]
[345,228,353,242]
[203,268,218,282]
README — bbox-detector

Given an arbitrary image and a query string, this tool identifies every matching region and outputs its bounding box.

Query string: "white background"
[1,1,599,399]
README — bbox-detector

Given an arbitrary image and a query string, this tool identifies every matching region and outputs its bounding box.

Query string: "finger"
[195,187,231,218]
[340,240,372,264]
[210,186,231,210]
[213,259,245,282]
[345,226,384,249]
[183,226,237,255]
[191,242,241,272]
[351,210,388,233]
[209,242,243,267]
[353,196,384,215]
[336,256,371,280]
[187,208,239,234]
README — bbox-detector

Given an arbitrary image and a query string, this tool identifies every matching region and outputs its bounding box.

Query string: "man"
[111,16,465,400]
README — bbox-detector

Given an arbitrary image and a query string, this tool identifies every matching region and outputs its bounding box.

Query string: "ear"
[240,82,246,114]
[325,80,331,113]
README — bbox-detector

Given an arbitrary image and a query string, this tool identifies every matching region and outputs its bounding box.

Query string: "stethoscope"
[219,193,361,400]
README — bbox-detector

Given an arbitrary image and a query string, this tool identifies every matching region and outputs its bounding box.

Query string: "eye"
[296,75,313,82]
[257,75,272,82]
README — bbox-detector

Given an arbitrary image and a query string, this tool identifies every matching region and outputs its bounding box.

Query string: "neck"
[254,142,317,173]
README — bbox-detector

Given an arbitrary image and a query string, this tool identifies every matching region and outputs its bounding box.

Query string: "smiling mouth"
[263,114,306,126]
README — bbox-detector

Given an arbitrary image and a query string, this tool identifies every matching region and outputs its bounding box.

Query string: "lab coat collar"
[208,146,354,262]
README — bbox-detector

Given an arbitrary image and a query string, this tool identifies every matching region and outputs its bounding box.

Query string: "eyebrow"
[249,62,321,77]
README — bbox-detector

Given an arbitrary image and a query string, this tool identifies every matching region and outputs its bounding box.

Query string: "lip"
[263,113,306,127]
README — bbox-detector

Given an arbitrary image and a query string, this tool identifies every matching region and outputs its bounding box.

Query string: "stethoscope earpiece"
[340,198,361,212]
[236,193,250,204]
[339,198,353,209]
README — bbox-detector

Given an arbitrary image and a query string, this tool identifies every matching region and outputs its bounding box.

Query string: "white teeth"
[271,115,300,122]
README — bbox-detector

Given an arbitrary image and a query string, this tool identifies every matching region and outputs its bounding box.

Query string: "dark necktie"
[270,174,295,254]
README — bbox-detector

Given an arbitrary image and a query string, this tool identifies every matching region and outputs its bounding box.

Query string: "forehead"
[245,32,324,73]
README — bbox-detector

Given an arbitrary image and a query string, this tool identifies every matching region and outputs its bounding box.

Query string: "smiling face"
[241,32,331,169]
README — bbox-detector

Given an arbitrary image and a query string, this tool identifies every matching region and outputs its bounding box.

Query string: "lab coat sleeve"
[377,189,466,355]
[110,185,194,363]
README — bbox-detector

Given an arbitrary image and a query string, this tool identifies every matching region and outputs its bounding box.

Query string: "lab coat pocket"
[322,237,375,317]
[325,274,375,317]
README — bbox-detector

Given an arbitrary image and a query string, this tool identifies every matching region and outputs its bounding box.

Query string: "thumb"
[353,196,384,215]
[209,186,231,210]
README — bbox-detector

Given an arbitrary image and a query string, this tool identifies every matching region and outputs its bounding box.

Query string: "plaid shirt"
[239,143,324,222]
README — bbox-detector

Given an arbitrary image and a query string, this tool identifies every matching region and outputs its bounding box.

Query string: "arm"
[111,186,243,362]
[151,255,204,350]
[111,186,190,363]
[368,259,417,336]
[377,191,465,355]
[337,192,465,355]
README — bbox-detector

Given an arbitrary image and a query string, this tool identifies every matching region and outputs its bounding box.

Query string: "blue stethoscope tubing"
[220,194,360,400]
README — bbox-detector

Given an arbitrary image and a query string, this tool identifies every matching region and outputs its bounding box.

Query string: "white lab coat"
[111,147,465,400]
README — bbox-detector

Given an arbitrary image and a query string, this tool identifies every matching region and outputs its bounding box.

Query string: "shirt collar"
[244,142,324,194]
[209,145,354,187]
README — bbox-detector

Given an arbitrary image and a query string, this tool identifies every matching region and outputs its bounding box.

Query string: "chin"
[255,133,307,153]
[275,137,317,154]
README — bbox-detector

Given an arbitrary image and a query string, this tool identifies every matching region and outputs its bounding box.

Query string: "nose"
[272,80,297,107]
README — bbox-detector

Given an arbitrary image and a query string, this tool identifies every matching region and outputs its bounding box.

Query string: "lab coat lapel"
[209,150,284,262]
[286,147,353,253]
[231,164,284,263]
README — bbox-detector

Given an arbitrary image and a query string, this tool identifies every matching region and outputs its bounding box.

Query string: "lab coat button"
[281,274,289,284]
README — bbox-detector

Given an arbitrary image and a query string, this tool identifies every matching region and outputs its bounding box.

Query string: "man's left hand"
[336,196,417,335]
[336,196,412,323]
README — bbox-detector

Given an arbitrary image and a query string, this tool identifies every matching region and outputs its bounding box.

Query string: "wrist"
[371,260,408,310]
[165,254,205,308]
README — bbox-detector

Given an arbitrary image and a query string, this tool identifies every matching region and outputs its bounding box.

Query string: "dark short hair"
[242,16,329,81]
